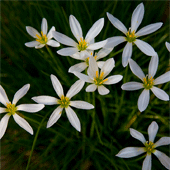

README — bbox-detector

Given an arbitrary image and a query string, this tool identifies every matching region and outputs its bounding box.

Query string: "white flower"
[105,3,162,67]
[0,84,45,139]
[52,15,107,57]
[73,57,123,95]
[121,54,170,112]
[25,18,60,49]
[32,74,94,132]
[116,121,170,170]
[165,42,170,52]
[68,48,113,73]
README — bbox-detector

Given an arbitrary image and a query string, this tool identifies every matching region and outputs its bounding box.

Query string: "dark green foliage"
[1,1,169,170]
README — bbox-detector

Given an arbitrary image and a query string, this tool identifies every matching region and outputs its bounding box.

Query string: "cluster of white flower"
[1,2,169,170]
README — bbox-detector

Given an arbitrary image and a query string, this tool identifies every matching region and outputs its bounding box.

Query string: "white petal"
[106,12,127,34]
[104,36,126,48]
[47,40,60,47]
[0,85,10,106]
[47,26,55,39]
[86,84,97,92]
[26,26,41,38]
[0,114,10,139]
[68,62,87,73]
[17,104,44,113]
[25,41,40,47]
[122,42,132,67]
[134,39,156,56]
[12,84,30,105]
[138,89,150,112]
[88,56,99,78]
[148,54,158,79]
[70,51,88,60]
[121,82,144,91]
[116,147,145,158]
[129,59,145,80]
[35,44,45,49]
[57,47,78,56]
[103,75,123,85]
[50,74,64,98]
[96,48,113,60]
[0,107,6,114]
[46,106,63,128]
[79,50,90,59]
[98,85,109,95]
[136,23,163,37]
[13,114,33,135]
[97,61,105,68]
[52,31,77,46]
[101,58,115,78]
[155,137,170,148]
[142,154,152,170]
[131,3,144,32]
[70,101,94,110]
[130,128,146,144]
[153,150,170,169]
[154,71,170,85]
[148,121,158,142]
[151,86,169,101]
[41,18,48,35]
[85,18,104,42]
[32,96,58,105]
[87,40,107,50]
[165,42,170,52]
[66,80,85,99]
[65,106,81,132]
[69,15,83,42]
[73,72,93,83]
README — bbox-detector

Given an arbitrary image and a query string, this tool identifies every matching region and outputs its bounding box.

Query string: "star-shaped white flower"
[32,75,94,132]
[73,57,123,95]
[52,15,107,57]
[116,121,170,170]
[121,54,170,112]
[165,42,170,52]
[105,3,162,67]
[68,48,113,73]
[0,84,45,139]
[25,18,60,49]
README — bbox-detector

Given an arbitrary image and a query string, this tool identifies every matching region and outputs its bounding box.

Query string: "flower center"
[58,96,70,108]
[145,141,155,154]
[143,76,154,89]
[77,38,88,51]
[126,30,136,42]
[36,31,48,44]
[6,102,17,115]
[94,71,108,86]
[85,54,97,66]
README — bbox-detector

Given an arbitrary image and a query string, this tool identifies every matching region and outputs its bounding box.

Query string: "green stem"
[90,92,95,137]
[25,112,50,170]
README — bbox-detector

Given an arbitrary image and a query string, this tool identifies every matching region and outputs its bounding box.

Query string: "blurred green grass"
[1,1,169,170]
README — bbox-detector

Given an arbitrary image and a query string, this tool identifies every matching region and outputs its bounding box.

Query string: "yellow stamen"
[96,71,98,78]
[100,72,104,78]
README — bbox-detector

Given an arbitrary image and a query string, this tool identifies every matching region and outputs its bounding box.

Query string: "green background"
[1,1,169,170]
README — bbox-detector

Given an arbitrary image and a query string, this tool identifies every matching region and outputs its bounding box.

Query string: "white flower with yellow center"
[105,3,162,67]
[73,57,123,95]
[52,15,107,57]
[116,121,170,170]
[32,75,94,132]
[0,84,44,139]
[25,18,60,49]
[165,42,170,52]
[121,54,170,112]
[68,48,113,73]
